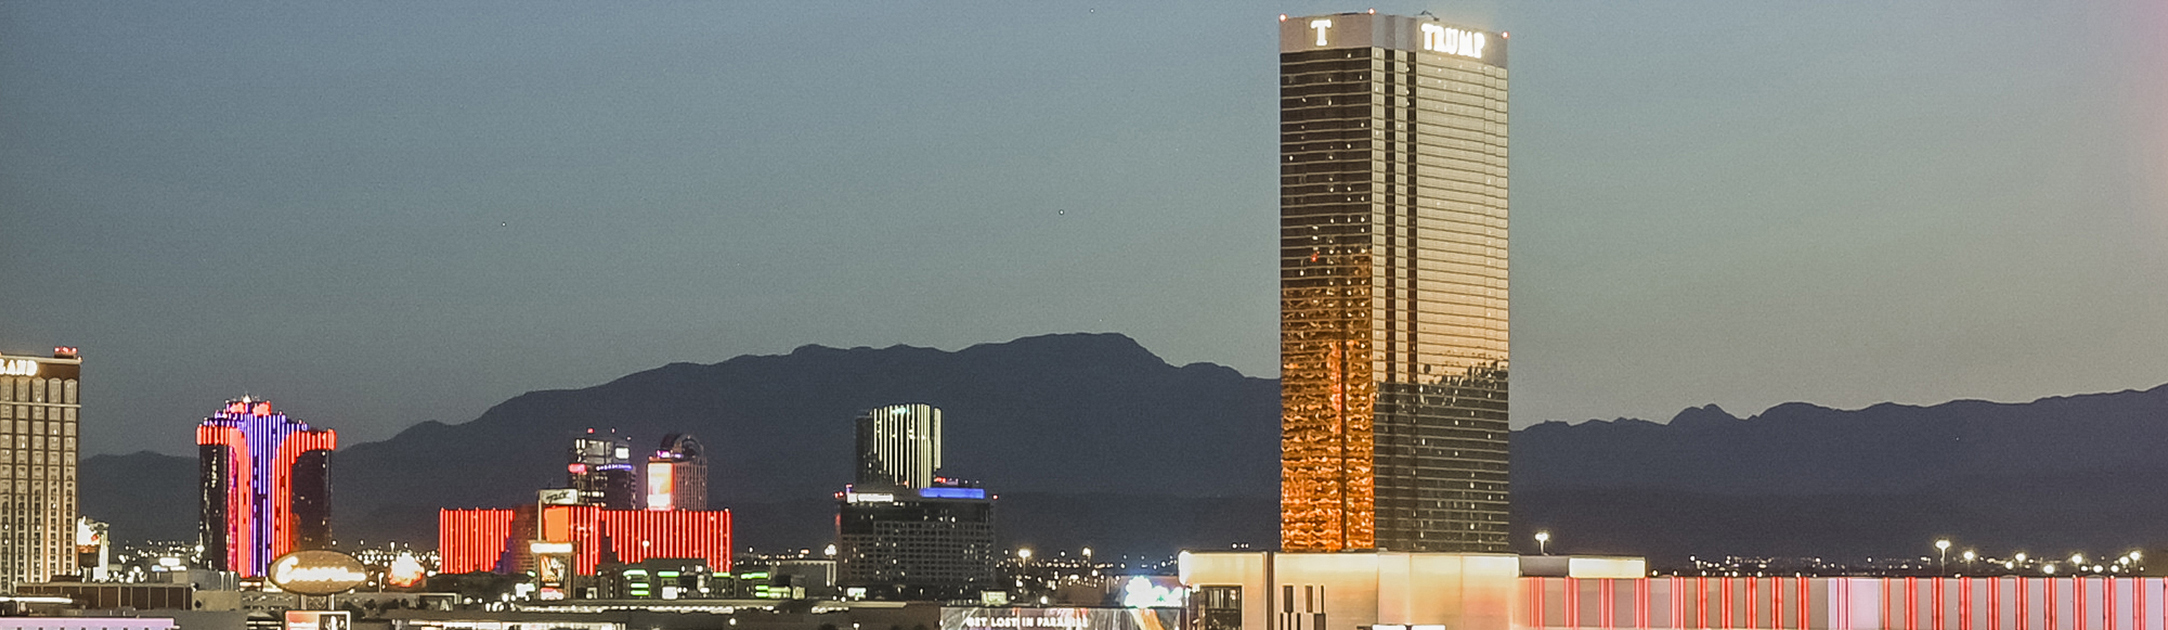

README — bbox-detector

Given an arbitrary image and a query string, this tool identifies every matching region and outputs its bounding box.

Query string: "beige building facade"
[0,347,82,591]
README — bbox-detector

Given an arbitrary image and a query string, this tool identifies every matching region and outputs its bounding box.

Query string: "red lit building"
[196,397,336,577]
[437,509,518,574]
[437,506,729,576]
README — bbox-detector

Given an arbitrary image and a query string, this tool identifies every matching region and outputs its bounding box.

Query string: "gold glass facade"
[0,350,82,590]
[1279,13,1510,553]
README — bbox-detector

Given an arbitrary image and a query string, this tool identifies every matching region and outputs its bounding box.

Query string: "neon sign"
[646,461,674,510]
[1,359,39,377]
[1420,23,1486,59]
[846,492,895,504]
[1308,19,1332,46]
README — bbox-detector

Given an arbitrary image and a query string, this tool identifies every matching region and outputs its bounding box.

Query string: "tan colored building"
[1278,11,1512,553]
[0,347,82,591]
[1179,552,1643,630]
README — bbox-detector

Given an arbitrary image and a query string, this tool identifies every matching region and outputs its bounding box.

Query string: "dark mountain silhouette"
[78,333,2168,562]
[1516,389,2168,496]
[88,333,1282,553]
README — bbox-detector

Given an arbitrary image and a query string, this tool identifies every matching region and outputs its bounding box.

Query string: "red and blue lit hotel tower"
[196,397,336,577]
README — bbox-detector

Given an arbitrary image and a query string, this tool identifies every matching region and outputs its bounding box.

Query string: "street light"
[1962,550,1976,572]
[1535,531,1550,556]
[1936,540,1951,574]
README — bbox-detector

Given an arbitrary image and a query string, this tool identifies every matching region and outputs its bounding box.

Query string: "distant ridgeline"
[77,334,2168,560]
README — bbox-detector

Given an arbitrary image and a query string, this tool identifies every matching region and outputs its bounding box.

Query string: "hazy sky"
[4,1,2164,456]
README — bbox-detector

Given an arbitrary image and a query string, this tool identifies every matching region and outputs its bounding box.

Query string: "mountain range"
[81,333,2168,564]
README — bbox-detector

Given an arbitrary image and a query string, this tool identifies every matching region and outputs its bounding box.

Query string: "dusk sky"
[4,1,2164,457]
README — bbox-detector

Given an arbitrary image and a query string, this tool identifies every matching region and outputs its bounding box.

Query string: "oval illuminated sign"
[268,550,368,596]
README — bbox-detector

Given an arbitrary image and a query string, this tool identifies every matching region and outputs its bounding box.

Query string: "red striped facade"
[1523,577,2168,630]
[436,506,730,575]
[436,509,517,574]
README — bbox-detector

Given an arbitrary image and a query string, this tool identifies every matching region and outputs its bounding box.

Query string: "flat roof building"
[0,347,83,591]
[835,484,995,601]
[1279,11,1512,554]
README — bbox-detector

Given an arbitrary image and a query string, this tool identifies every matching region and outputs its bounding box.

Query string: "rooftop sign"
[1279,12,1507,69]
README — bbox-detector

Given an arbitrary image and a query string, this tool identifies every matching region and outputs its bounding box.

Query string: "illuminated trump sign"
[1280,12,1506,68]
[1420,23,1486,59]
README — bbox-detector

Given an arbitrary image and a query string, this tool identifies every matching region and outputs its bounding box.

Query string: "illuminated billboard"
[646,461,674,510]
[940,608,1180,630]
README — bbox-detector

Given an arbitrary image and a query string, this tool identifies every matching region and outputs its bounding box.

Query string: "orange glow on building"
[1281,252,1378,551]
[1279,12,1511,553]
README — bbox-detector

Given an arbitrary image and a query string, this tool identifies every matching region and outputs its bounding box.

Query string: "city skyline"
[4,1,2166,459]
[8,4,2168,625]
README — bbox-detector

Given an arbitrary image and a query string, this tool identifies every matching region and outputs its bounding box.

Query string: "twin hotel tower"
[8,11,2161,630]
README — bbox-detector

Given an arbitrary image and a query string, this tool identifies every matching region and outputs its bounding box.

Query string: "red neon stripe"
[1771,577,1781,629]
[1992,578,2002,630]
[2022,577,2031,630]
[2053,579,2061,630]
[1530,577,1544,627]
[2132,578,2141,630]
[1800,578,1809,630]
[1724,578,1733,629]
[2109,579,2117,630]
[1911,577,1921,630]
[1568,577,1580,629]
[1640,576,1652,629]
[1603,579,1616,629]
[1749,578,1759,629]
[1702,577,1711,630]
[1677,577,1687,630]
[1839,579,1849,630]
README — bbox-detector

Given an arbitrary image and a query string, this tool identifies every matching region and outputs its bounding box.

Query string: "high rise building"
[568,430,639,510]
[0,346,82,591]
[1278,11,1511,553]
[645,433,708,511]
[854,403,940,489]
[834,481,995,601]
[196,397,336,577]
[836,403,992,600]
